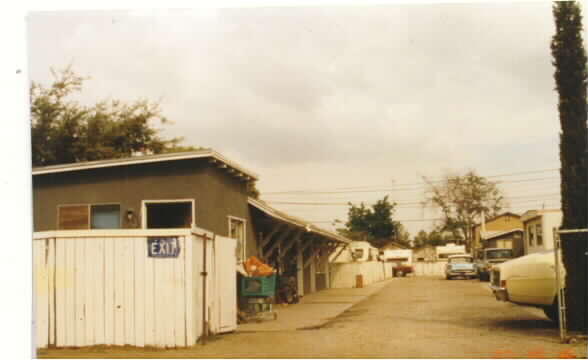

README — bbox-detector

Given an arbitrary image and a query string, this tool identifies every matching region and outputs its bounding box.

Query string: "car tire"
[543,300,559,323]
[446,275,451,280]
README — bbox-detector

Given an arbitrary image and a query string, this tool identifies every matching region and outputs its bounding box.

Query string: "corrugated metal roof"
[248,198,351,244]
[31,149,259,180]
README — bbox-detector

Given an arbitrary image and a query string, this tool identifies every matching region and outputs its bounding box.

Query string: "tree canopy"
[30,66,199,167]
[30,66,261,197]
[412,229,456,249]
[551,0,588,332]
[338,196,398,248]
[422,170,506,251]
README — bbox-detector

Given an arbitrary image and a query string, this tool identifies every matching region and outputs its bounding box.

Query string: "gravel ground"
[38,276,587,359]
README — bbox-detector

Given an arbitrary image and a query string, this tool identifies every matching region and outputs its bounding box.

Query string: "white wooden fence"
[32,227,236,350]
[413,261,446,277]
[329,261,395,288]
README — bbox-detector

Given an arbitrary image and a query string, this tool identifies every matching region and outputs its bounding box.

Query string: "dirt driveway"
[38,276,587,358]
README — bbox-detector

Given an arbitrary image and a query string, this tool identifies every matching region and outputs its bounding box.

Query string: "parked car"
[382,249,414,277]
[445,254,477,280]
[490,251,563,322]
[476,248,514,281]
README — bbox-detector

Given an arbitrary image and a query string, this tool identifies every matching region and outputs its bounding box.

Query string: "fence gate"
[214,236,237,333]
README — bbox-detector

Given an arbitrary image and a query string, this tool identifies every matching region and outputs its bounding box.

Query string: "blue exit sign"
[147,237,180,258]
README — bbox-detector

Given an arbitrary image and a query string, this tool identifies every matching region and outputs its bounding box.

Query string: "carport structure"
[248,198,351,297]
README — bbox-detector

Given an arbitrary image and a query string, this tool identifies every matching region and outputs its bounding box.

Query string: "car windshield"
[449,257,472,263]
[486,250,513,259]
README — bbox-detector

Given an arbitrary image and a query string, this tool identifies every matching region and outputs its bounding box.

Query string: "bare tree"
[422,170,506,252]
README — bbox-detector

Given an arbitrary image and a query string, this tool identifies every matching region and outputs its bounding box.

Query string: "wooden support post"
[303,243,321,269]
[309,246,317,293]
[300,236,314,254]
[323,252,330,289]
[331,244,348,263]
[296,236,304,297]
[265,226,295,260]
[257,232,264,260]
[260,223,284,250]
[279,229,302,261]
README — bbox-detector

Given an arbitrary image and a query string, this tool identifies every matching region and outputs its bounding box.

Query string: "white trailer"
[435,243,466,261]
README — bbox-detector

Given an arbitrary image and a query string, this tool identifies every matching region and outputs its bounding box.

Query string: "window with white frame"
[229,217,246,263]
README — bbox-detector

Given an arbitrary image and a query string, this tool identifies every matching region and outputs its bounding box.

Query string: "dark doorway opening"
[146,202,193,228]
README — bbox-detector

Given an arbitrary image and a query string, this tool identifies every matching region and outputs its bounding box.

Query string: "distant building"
[412,245,436,262]
[471,212,522,257]
[435,243,466,261]
[479,229,524,257]
[520,209,563,255]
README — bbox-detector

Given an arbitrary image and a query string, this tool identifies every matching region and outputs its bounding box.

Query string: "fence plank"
[74,238,85,346]
[65,238,76,347]
[185,234,194,346]
[134,237,146,348]
[192,235,202,343]
[48,238,56,346]
[94,237,106,345]
[165,252,175,347]
[124,237,136,346]
[33,240,48,348]
[144,241,155,347]
[55,238,66,347]
[154,254,165,348]
[174,236,186,347]
[85,238,98,345]
[104,238,114,346]
[207,237,216,334]
[114,238,125,346]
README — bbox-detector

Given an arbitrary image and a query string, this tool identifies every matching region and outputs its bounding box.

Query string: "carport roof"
[248,198,351,244]
[481,228,523,241]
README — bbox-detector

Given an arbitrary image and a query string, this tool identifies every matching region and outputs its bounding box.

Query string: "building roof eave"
[32,149,259,180]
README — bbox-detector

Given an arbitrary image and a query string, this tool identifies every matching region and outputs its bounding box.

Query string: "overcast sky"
[27,2,568,236]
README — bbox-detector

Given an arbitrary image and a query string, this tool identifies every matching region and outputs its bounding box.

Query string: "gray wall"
[33,158,257,255]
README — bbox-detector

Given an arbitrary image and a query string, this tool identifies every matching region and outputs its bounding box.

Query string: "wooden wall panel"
[58,206,89,230]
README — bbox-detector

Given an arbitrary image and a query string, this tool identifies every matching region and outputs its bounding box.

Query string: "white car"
[445,254,477,280]
[490,251,563,322]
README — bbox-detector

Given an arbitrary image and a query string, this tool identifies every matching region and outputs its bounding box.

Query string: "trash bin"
[355,274,364,288]
[240,274,278,321]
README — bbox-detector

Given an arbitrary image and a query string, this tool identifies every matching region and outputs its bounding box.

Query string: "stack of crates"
[240,273,278,321]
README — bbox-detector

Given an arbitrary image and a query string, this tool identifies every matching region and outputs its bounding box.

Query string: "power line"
[262,168,559,194]
[309,217,446,224]
[262,176,559,196]
[265,192,561,207]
